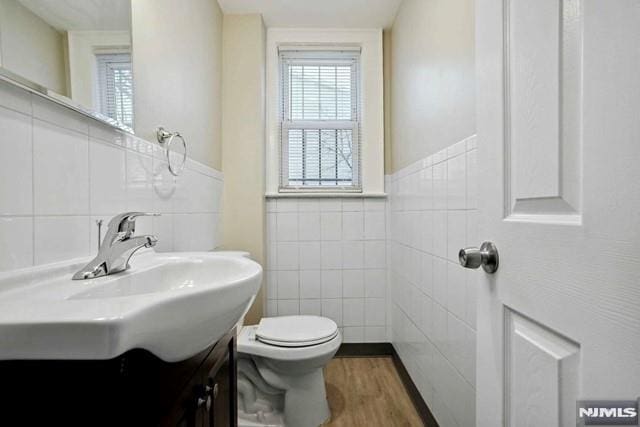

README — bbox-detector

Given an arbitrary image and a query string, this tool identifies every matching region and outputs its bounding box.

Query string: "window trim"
[265,29,385,197]
[279,49,361,192]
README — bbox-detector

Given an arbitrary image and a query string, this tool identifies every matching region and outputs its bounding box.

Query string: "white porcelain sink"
[0,251,262,362]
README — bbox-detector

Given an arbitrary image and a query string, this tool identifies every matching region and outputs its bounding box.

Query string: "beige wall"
[0,0,67,95]
[132,0,223,170]
[220,14,266,325]
[389,0,475,172]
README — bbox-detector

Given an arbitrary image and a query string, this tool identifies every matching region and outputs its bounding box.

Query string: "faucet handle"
[108,212,161,235]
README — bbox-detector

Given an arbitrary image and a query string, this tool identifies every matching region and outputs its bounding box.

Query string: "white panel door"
[475,0,640,425]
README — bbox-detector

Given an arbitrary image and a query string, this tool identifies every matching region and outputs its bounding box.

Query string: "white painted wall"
[389,0,475,172]
[0,0,67,95]
[221,14,267,325]
[131,0,223,170]
[0,79,223,273]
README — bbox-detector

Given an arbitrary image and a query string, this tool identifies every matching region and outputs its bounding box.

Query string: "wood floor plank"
[323,357,424,427]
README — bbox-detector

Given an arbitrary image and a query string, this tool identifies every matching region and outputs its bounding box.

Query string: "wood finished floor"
[322,357,423,427]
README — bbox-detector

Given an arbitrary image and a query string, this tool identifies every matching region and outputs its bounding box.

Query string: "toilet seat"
[238,322,342,361]
[256,316,338,347]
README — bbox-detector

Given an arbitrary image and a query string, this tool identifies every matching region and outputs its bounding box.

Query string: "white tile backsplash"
[33,120,89,215]
[89,140,127,215]
[389,135,478,427]
[0,107,32,216]
[0,217,33,271]
[34,216,91,264]
[0,80,223,273]
[266,196,388,341]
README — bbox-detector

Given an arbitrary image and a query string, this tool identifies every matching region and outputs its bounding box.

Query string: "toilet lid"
[255,315,338,347]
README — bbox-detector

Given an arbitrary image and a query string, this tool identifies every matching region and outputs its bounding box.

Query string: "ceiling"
[19,0,130,31]
[217,0,402,28]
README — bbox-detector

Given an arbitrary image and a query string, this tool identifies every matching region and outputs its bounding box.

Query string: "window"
[95,52,134,130]
[279,49,361,191]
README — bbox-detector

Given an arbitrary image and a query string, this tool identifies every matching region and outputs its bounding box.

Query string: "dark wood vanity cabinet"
[0,328,237,427]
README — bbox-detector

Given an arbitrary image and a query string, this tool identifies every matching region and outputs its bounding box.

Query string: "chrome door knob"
[459,242,499,274]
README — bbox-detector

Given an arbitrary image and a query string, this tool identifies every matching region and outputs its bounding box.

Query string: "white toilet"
[237,315,342,427]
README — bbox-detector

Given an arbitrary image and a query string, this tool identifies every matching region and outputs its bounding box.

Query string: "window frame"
[279,50,362,192]
[94,50,134,130]
[265,29,385,198]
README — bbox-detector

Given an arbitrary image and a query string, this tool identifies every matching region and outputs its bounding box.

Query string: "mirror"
[0,0,133,132]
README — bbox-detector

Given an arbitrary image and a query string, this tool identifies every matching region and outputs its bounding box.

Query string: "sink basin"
[0,251,262,362]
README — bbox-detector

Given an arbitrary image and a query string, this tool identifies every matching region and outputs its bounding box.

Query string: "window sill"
[265,192,387,199]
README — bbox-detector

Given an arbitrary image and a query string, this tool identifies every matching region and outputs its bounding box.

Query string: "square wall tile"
[321,241,342,269]
[447,262,467,321]
[126,151,154,212]
[364,240,385,269]
[32,96,89,135]
[343,327,365,343]
[89,141,127,215]
[277,271,299,299]
[447,211,466,263]
[0,217,33,271]
[0,107,32,215]
[34,216,90,264]
[320,212,342,240]
[321,270,342,298]
[300,299,322,316]
[266,271,277,300]
[342,241,364,269]
[276,242,299,270]
[466,149,478,210]
[343,269,365,298]
[300,270,321,298]
[321,299,343,326]
[173,213,217,251]
[277,300,299,315]
[276,212,298,241]
[342,198,363,211]
[364,211,386,240]
[365,298,386,326]
[298,212,320,241]
[153,214,174,252]
[33,120,89,215]
[364,269,386,298]
[299,241,321,270]
[342,211,364,240]
[343,299,365,326]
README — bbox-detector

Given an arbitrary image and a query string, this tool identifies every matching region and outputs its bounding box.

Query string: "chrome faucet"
[72,212,159,280]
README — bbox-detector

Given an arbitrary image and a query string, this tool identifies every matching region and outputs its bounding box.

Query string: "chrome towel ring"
[156,127,187,176]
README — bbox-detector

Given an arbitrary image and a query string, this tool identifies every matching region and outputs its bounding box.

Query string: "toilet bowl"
[237,315,342,427]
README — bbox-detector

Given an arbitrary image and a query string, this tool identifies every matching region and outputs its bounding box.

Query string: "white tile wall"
[0,80,223,273]
[389,135,478,427]
[265,197,388,343]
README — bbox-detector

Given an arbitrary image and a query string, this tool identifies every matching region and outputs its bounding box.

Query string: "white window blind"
[96,52,134,130]
[279,49,361,191]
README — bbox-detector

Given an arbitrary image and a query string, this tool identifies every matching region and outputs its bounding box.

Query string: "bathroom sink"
[0,251,262,362]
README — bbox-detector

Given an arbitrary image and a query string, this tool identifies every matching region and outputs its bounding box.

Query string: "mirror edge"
[0,66,135,135]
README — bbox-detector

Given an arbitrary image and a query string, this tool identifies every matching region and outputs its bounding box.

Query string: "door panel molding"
[504,308,581,427]
[503,0,583,224]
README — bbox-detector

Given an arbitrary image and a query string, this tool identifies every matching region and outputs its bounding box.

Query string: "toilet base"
[238,409,284,427]
[237,358,332,427]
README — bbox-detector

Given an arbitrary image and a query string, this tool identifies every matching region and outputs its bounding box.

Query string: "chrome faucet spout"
[73,212,159,280]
